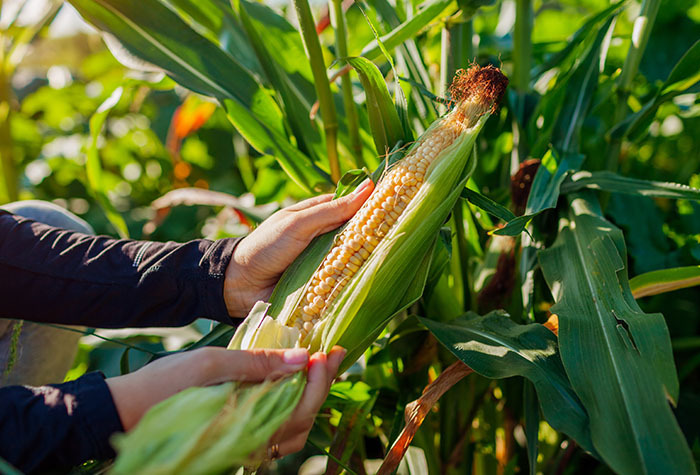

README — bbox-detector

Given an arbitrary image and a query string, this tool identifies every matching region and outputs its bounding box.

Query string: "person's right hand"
[224,180,374,318]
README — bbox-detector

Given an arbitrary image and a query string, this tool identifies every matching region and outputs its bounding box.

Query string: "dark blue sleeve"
[0,210,243,328]
[0,372,123,473]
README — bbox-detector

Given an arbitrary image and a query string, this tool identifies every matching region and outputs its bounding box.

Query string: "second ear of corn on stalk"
[112,65,507,475]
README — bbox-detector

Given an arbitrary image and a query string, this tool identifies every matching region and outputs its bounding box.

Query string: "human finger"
[291,346,346,417]
[283,194,333,212]
[296,180,374,236]
[276,433,309,458]
[325,346,346,382]
[289,352,330,420]
[201,348,309,385]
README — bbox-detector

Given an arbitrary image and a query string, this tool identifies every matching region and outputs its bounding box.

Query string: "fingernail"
[308,352,326,370]
[283,348,308,365]
[352,179,371,195]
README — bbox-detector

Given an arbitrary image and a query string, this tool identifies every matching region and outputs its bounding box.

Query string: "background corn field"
[1,0,700,473]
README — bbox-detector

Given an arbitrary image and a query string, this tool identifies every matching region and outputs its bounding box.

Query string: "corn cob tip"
[283,65,507,347]
[449,64,508,125]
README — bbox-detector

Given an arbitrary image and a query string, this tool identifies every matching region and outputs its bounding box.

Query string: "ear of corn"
[232,65,508,359]
[113,65,507,474]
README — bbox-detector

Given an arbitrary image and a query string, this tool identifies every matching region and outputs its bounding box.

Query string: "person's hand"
[107,346,312,431]
[268,346,346,458]
[106,345,345,454]
[224,180,374,318]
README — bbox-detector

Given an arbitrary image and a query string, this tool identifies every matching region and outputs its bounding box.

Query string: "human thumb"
[215,348,310,384]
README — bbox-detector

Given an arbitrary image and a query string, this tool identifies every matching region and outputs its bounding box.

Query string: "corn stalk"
[605,0,661,171]
[330,0,365,168]
[292,0,341,183]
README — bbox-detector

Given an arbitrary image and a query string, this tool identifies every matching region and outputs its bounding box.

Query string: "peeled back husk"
[111,373,305,474]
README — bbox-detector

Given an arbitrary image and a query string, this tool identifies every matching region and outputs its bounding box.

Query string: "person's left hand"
[224,180,374,318]
[106,345,345,439]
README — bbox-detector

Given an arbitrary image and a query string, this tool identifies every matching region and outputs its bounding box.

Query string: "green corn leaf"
[532,0,625,78]
[371,0,439,123]
[186,322,236,350]
[360,0,456,62]
[609,39,700,141]
[561,170,700,200]
[345,57,406,156]
[421,312,596,455]
[323,381,377,474]
[232,0,325,164]
[460,187,516,223]
[550,16,615,155]
[492,150,583,236]
[163,0,263,75]
[661,39,700,95]
[630,265,700,298]
[354,0,422,132]
[70,0,332,194]
[528,11,618,157]
[538,192,695,474]
[69,0,272,113]
[333,169,372,200]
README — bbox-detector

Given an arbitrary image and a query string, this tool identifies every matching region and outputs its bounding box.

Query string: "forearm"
[0,372,123,473]
[0,211,240,328]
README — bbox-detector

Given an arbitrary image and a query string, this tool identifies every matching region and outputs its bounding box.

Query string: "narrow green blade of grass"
[630,266,700,298]
[539,192,695,474]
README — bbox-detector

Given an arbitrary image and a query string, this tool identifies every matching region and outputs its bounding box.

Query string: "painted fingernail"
[283,348,308,365]
[308,352,326,370]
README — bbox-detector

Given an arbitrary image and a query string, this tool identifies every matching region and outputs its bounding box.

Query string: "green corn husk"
[111,65,507,474]
[112,373,305,474]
